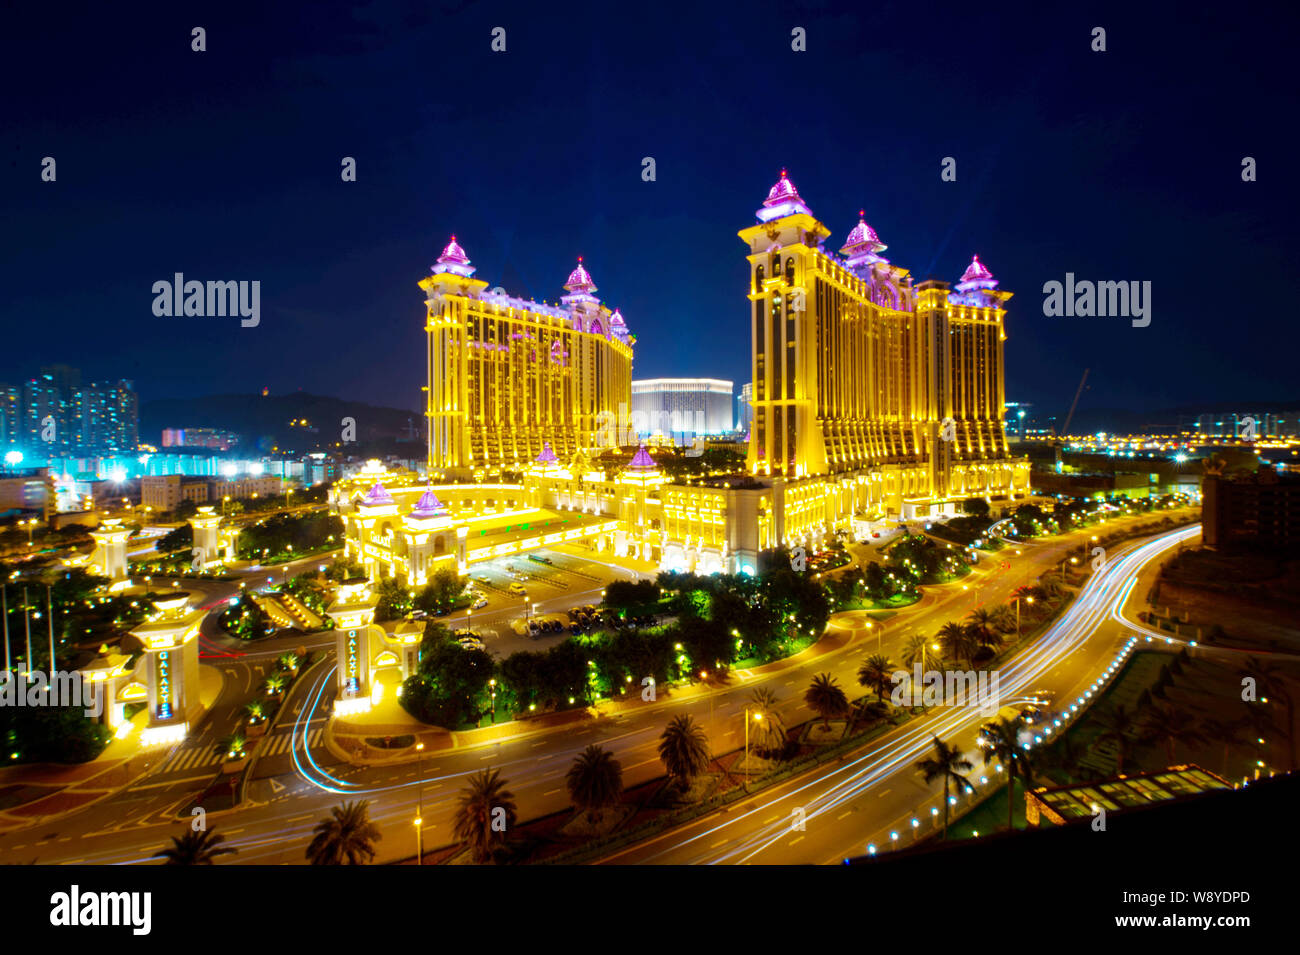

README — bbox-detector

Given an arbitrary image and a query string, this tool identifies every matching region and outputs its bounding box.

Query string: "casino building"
[422,238,634,476]
[340,172,1027,581]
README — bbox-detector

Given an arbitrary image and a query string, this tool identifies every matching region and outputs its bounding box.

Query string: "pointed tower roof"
[955,254,997,292]
[628,442,657,469]
[609,308,626,327]
[535,441,558,465]
[433,235,476,277]
[756,168,816,223]
[840,210,888,256]
[563,258,597,294]
[409,486,447,518]
[361,482,394,506]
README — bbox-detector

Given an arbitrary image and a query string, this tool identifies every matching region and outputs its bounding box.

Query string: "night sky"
[4,0,1297,425]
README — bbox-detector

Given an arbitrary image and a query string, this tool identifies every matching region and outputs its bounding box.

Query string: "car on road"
[472,596,489,609]
[508,583,527,596]
[457,636,485,651]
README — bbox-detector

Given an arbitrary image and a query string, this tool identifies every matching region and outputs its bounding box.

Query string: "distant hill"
[141,392,424,455]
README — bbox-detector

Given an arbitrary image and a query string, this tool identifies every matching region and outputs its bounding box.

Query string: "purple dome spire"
[410,486,446,517]
[535,441,559,465]
[628,442,657,469]
[362,482,394,506]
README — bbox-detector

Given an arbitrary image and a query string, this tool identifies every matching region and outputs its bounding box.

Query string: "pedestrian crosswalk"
[155,728,325,774]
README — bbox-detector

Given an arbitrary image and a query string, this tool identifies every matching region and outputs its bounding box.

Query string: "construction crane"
[1054,368,1090,469]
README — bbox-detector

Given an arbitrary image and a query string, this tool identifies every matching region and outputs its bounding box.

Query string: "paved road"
[0,513,1188,865]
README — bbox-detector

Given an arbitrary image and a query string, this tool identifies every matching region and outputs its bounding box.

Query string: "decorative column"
[190,506,222,568]
[88,519,131,582]
[131,592,205,745]
[326,578,379,716]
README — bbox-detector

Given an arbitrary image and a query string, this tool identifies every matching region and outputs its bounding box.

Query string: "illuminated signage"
[157,650,172,719]
[346,629,360,693]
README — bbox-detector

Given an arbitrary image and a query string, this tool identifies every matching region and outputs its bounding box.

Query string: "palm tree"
[565,745,623,824]
[658,715,711,793]
[1138,704,1206,765]
[748,687,787,755]
[901,633,933,670]
[965,608,1002,650]
[1037,733,1089,783]
[856,653,895,702]
[277,651,300,674]
[1242,657,1296,770]
[804,672,850,730]
[937,621,977,667]
[1201,717,1249,777]
[305,800,382,865]
[989,605,1017,634]
[244,700,264,723]
[979,716,1032,832]
[155,827,237,865]
[453,769,518,863]
[915,736,973,840]
[1094,705,1138,775]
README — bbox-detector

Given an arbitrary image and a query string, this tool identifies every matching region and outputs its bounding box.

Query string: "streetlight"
[414,740,426,865]
[1014,595,1034,637]
[743,705,763,791]
[489,679,497,720]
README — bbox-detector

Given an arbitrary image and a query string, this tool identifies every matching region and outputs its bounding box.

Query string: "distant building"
[162,427,240,451]
[1202,470,1300,551]
[0,367,138,460]
[737,382,753,435]
[0,467,56,519]
[141,473,282,510]
[631,378,734,445]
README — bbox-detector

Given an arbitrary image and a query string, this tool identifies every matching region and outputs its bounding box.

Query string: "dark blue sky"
[4,0,1297,424]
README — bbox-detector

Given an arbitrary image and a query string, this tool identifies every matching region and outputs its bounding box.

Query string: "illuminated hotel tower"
[420,238,634,476]
[741,170,1019,508]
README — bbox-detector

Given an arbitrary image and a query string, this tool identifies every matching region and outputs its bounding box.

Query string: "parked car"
[457,636,485,651]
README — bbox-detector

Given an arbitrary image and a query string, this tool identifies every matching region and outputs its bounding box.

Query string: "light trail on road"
[631,523,1201,864]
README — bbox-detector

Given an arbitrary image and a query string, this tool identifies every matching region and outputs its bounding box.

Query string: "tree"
[1094,705,1138,775]
[565,744,623,824]
[965,608,1002,650]
[856,654,895,703]
[1138,704,1205,765]
[373,576,413,622]
[961,497,990,518]
[979,716,1032,832]
[305,800,381,865]
[155,827,237,865]
[937,621,977,668]
[989,605,1017,635]
[804,672,850,731]
[454,769,517,863]
[915,736,973,840]
[901,633,936,670]
[658,715,711,793]
[748,687,787,756]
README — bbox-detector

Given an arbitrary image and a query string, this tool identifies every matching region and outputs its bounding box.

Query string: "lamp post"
[743,705,764,790]
[1014,595,1034,637]
[414,741,426,865]
[489,678,497,721]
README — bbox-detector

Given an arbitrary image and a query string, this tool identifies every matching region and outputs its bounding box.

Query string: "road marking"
[543,788,561,796]
[788,836,804,846]
[877,788,892,797]
[269,779,285,794]
[837,810,853,820]
[710,838,728,849]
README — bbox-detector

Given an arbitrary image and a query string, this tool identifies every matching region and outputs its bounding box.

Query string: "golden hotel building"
[342,178,1026,581]
[421,238,633,476]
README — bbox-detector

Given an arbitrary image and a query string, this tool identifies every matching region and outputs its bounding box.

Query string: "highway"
[601,523,1201,864]
[0,514,1193,865]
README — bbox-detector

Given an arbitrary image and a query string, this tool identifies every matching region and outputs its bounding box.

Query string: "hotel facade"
[339,173,1027,581]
